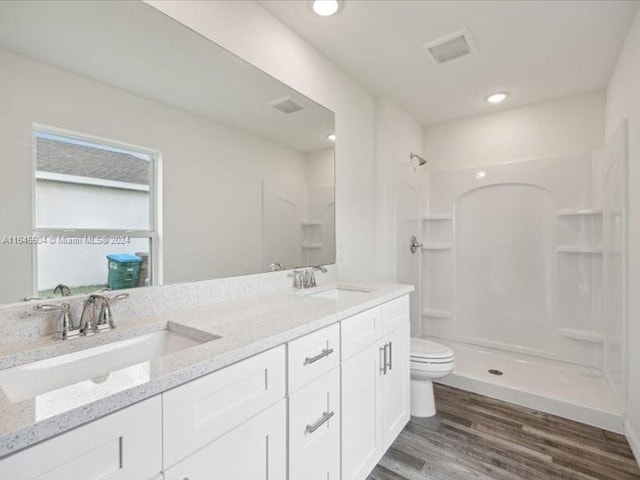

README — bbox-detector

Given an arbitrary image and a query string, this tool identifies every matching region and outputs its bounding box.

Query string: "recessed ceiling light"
[485,92,510,104]
[312,0,342,17]
[327,133,336,142]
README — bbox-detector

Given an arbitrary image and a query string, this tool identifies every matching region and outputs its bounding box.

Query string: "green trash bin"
[106,254,142,290]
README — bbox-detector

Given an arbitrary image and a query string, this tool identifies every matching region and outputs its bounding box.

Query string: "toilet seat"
[410,338,455,363]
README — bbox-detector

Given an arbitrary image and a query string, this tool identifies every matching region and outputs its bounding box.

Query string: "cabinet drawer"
[381,295,409,334]
[0,397,162,480]
[164,399,287,480]
[341,306,381,360]
[163,345,286,468]
[289,367,340,479]
[288,323,340,392]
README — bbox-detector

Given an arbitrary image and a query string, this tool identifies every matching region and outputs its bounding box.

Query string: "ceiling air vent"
[270,96,304,114]
[422,29,475,65]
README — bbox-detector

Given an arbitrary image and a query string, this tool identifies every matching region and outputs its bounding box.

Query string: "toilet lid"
[410,338,454,360]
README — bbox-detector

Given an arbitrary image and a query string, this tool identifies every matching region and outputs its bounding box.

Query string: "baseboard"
[625,420,640,467]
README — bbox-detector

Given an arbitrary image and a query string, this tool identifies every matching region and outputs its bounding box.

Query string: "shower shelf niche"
[422,214,454,245]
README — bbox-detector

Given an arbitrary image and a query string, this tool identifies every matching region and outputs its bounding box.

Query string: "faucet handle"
[35,303,77,340]
[35,303,67,312]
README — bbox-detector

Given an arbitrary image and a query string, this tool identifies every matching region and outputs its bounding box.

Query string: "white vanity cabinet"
[341,295,411,480]
[0,397,162,480]
[0,293,411,480]
[163,399,287,480]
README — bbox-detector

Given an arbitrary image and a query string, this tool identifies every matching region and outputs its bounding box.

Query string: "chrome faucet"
[79,292,128,336]
[293,265,328,289]
[307,265,328,288]
[35,303,78,340]
[80,293,111,335]
[80,293,129,335]
[35,293,129,340]
[270,263,285,272]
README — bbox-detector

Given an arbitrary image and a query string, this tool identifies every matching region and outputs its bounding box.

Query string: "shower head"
[410,153,426,166]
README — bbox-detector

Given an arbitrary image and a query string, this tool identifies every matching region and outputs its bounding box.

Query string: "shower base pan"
[427,337,624,433]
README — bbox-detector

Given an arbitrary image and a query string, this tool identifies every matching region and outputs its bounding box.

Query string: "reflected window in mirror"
[33,127,159,297]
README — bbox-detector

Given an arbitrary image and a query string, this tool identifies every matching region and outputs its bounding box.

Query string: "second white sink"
[309,286,372,301]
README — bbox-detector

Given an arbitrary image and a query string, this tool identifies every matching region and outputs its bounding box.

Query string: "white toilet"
[410,338,456,417]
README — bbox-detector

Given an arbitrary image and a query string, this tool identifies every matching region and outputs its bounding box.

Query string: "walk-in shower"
[400,121,628,432]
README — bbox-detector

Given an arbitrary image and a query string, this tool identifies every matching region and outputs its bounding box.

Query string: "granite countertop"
[0,282,413,457]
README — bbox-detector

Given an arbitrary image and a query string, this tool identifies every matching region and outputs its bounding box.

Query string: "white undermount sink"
[0,329,211,403]
[309,285,373,301]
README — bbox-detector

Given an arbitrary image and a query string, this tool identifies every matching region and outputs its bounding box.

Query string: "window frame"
[31,124,162,296]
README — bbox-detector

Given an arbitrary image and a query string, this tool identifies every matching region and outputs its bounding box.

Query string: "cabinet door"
[163,399,286,480]
[381,321,411,451]
[0,397,162,480]
[341,342,383,480]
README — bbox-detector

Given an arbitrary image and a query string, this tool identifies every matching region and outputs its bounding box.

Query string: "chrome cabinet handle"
[387,341,393,371]
[305,411,334,434]
[380,344,387,374]
[304,348,334,365]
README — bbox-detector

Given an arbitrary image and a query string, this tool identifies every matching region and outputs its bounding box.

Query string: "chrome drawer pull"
[388,341,393,371]
[304,348,334,365]
[380,344,387,374]
[305,411,335,434]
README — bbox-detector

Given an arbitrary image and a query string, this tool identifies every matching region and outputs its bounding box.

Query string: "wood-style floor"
[369,384,640,480]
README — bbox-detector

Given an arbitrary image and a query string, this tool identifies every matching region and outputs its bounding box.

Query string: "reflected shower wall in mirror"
[0,1,335,305]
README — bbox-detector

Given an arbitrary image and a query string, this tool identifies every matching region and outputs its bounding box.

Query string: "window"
[33,126,159,296]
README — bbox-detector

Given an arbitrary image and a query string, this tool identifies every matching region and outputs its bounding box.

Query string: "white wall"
[0,47,312,300]
[605,7,640,461]
[374,99,424,284]
[304,148,336,266]
[373,99,424,335]
[423,90,606,171]
[146,0,376,281]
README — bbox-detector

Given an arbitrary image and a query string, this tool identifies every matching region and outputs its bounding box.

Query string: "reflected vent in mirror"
[269,96,304,114]
[422,29,475,65]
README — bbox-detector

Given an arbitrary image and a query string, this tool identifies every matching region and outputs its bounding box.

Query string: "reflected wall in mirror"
[0,1,335,305]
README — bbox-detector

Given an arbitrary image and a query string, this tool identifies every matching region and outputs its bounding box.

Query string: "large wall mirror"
[0,1,336,304]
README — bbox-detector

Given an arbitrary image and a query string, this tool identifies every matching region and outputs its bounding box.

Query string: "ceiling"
[261,0,639,126]
[0,1,334,153]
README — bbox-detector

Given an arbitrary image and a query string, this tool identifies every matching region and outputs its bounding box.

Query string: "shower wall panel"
[421,153,606,368]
